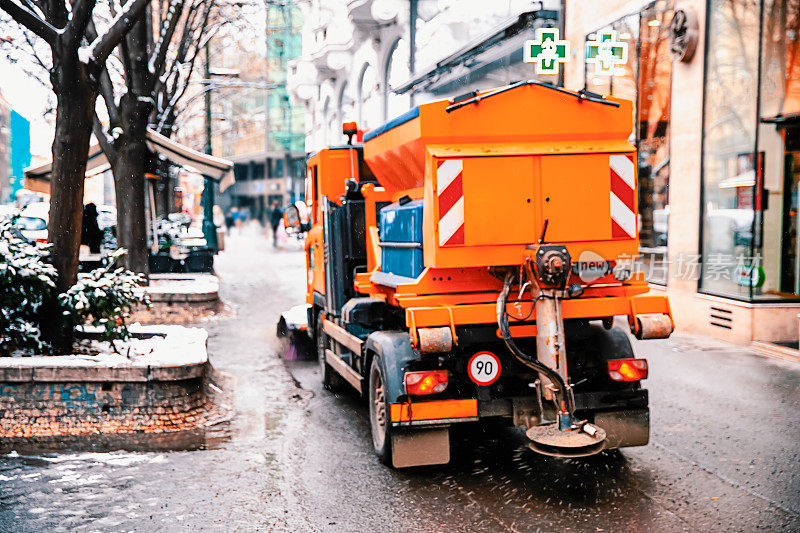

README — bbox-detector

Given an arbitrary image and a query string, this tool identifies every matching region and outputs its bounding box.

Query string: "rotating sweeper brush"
[497,245,607,458]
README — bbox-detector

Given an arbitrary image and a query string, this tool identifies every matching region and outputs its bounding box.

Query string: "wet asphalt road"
[1,228,799,532]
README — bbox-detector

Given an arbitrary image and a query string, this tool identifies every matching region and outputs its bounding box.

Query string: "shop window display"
[758,0,800,299]
[701,0,760,298]
[703,0,800,300]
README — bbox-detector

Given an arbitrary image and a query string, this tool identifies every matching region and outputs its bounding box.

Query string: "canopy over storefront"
[24,128,235,194]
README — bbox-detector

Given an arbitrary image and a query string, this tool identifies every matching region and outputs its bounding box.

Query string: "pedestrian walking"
[269,201,283,247]
[80,203,103,254]
[224,207,234,231]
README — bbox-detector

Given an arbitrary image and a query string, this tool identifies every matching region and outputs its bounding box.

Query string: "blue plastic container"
[380,200,424,242]
[380,200,424,279]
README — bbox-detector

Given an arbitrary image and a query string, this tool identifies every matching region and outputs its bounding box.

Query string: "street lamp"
[200,42,227,251]
[199,43,281,251]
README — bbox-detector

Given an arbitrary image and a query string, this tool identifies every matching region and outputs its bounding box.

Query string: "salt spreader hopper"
[280,81,673,467]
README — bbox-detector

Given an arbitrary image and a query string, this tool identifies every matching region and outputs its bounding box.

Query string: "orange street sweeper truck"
[279,81,673,468]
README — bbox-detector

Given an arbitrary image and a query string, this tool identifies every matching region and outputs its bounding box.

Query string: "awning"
[24,128,235,193]
[393,9,559,95]
[719,170,755,189]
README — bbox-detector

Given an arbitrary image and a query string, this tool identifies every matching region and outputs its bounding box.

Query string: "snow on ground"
[0,325,207,368]
[144,274,219,295]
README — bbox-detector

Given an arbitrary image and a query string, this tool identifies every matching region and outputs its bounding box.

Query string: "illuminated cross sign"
[524,28,569,75]
[586,30,628,75]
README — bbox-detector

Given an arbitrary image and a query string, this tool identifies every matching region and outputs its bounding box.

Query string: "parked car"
[11,202,118,252]
[0,204,19,221]
[13,202,48,243]
[96,204,117,231]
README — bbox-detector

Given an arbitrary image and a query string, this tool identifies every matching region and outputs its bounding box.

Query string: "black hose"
[496,272,574,414]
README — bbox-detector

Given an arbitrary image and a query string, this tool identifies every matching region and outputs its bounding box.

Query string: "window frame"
[697,0,800,302]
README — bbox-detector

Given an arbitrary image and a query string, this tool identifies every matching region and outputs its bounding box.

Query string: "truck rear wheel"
[369,355,392,465]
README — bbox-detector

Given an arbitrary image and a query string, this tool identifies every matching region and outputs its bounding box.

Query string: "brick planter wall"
[0,327,231,447]
[129,274,226,325]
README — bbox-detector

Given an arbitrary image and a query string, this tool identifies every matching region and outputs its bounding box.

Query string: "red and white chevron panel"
[437,159,465,246]
[609,154,636,239]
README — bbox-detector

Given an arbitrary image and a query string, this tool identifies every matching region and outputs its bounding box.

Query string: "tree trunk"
[45,60,98,352]
[111,94,152,275]
[112,139,150,275]
[48,76,96,292]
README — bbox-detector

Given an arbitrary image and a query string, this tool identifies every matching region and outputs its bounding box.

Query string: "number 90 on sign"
[468,351,502,386]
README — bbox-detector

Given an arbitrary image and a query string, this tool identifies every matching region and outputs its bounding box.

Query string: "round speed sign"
[467,351,501,386]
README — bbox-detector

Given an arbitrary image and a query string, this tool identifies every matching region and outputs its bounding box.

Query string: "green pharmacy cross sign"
[586,30,628,75]
[524,28,569,75]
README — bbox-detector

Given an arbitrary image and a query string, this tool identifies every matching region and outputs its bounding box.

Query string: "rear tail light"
[608,358,648,381]
[405,370,448,395]
[35,238,47,244]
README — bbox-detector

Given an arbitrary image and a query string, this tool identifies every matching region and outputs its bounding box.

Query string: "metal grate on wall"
[709,306,733,330]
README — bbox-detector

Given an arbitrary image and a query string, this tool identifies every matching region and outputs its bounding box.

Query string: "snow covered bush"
[60,249,150,344]
[0,219,57,355]
[1,223,149,354]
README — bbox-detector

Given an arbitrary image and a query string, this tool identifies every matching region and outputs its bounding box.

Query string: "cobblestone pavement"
[1,226,798,532]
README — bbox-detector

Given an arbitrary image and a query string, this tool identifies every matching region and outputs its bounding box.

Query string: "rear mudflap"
[391,427,450,468]
[594,408,650,449]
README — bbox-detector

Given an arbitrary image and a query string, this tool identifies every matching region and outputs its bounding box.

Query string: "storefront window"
[339,82,355,123]
[386,38,410,120]
[701,0,760,298]
[585,15,639,107]
[358,64,381,130]
[586,1,673,284]
[757,0,800,298]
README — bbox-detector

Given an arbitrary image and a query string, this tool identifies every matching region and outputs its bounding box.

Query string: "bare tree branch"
[152,0,197,97]
[149,0,184,81]
[0,0,58,44]
[66,0,95,47]
[20,0,46,21]
[41,0,67,28]
[85,17,120,124]
[156,0,212,132]
[90,0,148,63]
[22,28,50,70]
[93,111,116,159]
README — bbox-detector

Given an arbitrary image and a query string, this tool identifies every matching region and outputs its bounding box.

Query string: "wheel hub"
[371,370,387,449]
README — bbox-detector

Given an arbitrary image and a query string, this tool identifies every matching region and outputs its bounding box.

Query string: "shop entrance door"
[781,127,800,294]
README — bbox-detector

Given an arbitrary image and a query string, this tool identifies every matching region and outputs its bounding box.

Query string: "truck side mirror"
[284,201,310,233]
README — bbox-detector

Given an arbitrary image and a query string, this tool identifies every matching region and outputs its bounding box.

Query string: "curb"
[750,341,800,363]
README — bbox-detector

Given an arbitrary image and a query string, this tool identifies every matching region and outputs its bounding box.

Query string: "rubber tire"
[368,355,393,466]
[316,314,341,390]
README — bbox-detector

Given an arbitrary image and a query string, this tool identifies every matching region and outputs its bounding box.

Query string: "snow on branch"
[66,0,96,47]
[85,0,149,64]
[0,0,59,45]
[148,0,185,78]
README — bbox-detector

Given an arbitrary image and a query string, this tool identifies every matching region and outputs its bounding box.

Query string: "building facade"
[288,0,800,346]
[177,2,306,220]
[0,91,31,204]
[564,0,800,345]
[287,0,563,151]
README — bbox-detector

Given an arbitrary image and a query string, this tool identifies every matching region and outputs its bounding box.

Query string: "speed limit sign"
[468,351,501,386]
